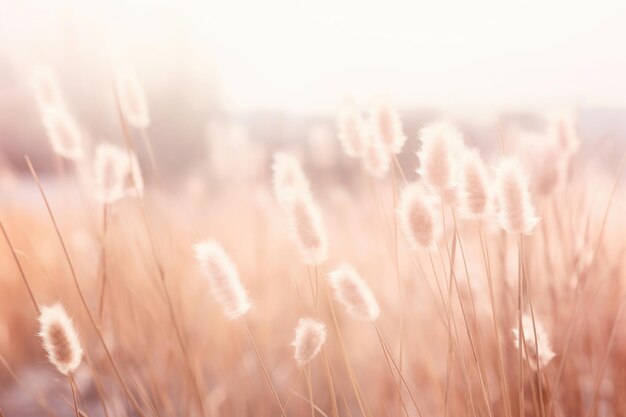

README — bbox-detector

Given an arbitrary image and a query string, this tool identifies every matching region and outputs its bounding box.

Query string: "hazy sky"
[198,0,626,119]
[2,0,626,120]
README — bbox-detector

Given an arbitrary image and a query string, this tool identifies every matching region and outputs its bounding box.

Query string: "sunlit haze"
[3,2,626,416]
[2,0,626,119]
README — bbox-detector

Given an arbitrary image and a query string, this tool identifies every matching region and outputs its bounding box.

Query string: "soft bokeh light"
[3,2,626,417]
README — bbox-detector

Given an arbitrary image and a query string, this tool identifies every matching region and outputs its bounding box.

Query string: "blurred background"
[2,2,626,416]
[1,0,626,175]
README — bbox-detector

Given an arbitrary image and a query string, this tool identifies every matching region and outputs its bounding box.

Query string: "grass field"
[1,79,625,417]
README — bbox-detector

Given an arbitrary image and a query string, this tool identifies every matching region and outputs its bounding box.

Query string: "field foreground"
[0,115,626,417]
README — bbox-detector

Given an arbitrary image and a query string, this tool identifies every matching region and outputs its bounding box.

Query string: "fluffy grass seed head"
[398,182,440,249]
[42,106,84,160]
[328,264,380,322]
[38,303,83,375]
[31,66,64,110]
[495,158,539,235]
[512,314,555,369]
[115,67,150,129]
[93,143,144,199]
[549,111,580,156]
[291,318,327,367]
[194,240,252,320]
[286,193,328,265]
[362,129,390,178]
[272,152,311,207]
[417,121,464,194]
[459,148,492,217]
[369,98,406,154]
[124,150,144,197]
[337,100,367,158]
[510,128,569,196]
[93,143,132,204]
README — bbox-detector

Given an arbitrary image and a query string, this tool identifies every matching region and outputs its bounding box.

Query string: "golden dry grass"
[0,126,625,417]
